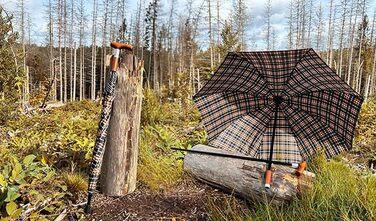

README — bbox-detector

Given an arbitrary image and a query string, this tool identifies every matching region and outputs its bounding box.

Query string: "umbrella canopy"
[194,48,363,164]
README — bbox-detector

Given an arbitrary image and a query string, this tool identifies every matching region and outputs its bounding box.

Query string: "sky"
[1,0,375,50]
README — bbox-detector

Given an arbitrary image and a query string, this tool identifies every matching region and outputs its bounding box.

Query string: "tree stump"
[100,52,144,196]
[184,144,315,205]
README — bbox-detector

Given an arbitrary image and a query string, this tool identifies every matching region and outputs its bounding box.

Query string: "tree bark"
[100,53,144,196]
[73,42,77,101]
[184,145,315,205]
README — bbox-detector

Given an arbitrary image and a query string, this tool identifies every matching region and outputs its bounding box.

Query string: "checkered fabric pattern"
[194,48,363,163]
[87,71,118,194]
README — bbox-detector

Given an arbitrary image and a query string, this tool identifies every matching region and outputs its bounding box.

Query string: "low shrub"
[0,154,69,220]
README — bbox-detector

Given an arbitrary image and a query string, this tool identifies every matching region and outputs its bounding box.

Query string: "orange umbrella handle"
[110,42,133,71]
[110,42,133,50]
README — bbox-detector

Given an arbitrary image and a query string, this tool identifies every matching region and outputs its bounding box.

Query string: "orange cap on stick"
[295,161,307,176]
[265,170,272,188]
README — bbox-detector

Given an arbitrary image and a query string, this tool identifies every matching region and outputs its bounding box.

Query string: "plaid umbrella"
[85,70,118,212]
[85,42,132,213]
[194,48,363,168]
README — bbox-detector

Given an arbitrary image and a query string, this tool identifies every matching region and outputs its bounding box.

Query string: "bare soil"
[83,182,225,221]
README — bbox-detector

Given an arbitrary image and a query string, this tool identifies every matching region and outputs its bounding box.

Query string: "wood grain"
[184,144,315,205]
[100,53,143,196]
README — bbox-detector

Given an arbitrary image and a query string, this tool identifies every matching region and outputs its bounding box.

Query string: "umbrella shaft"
[268,105,279,170]
[171,147,293,167]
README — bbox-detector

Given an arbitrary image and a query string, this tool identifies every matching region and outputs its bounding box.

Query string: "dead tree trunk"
[100,53,144,196]
[184,145,315,205]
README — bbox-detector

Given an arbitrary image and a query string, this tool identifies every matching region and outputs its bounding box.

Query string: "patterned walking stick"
[85,42,133,213]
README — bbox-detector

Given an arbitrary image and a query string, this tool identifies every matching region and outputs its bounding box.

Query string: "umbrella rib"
[298,49,358,95]
[281,109,315,160]
[289,89,362,99]
[245,106,274,156]
[282,48,312,92]
[194,88,265,99]
[289,89,362,145]
[288,104,351,148]
[233,52,273,92]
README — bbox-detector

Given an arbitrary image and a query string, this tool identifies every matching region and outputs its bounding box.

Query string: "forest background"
[0,0,375,220]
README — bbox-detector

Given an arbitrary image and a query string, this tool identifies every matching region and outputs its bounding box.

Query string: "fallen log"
[183,144,315,205]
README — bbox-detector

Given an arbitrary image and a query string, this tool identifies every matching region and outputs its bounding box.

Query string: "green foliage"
[141,88,200,126]
[138,125,184,191]
[138,124,207,191]
[207,196,252,221]
[217,21,241,60]
[1,90,373,220]
[354,98,376,160]
[0,100,100,170]
[206,155,376,221]
[0,154,69,220]
[0,100,100,219]
[138,89,206,190]
[0,7,24,124]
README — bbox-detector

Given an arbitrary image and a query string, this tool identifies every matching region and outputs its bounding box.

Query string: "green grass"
[206,98,376,221]
[206,155,376,221]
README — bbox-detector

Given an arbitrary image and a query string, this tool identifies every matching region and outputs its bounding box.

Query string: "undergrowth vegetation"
[354,98,376,161]
[138,88,206,191]
[207,98,376,221]
[207,154,376,221]
[0,89,206,219]
[0,91,374,220]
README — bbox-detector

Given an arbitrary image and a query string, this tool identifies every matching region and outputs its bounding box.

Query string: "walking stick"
[85,42,132,213]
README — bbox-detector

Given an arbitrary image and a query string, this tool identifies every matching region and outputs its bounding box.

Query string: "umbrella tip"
[84,193,93,214]
[84,205,91,214]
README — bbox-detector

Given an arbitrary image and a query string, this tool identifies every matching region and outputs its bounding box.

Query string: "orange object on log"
[265,169,272,188]
[295,161,307,176]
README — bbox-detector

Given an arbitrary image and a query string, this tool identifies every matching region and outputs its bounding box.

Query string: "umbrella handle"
[264,170,272,188]
[295,161,307,176]
[110,42,133,50]
[110,42,133,71]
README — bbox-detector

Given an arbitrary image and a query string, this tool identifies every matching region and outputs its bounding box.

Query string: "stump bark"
[100,52,144,196]
[184,144,315,205]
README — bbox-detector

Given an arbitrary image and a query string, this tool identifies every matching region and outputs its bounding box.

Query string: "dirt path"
[85,182,224,221]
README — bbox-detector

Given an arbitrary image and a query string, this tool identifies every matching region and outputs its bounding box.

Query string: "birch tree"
[208,0,214,73]
[58,0,63,101]
[91,0,97,100]
[347,0,359,85]
[338,0,349,78]
[47,0,56,101]
[288,0,294,49]
[326,0,335,67]
[370,11,376,97]
[63,0,67,102]
[264,0,272,50]
[79,0,85,100]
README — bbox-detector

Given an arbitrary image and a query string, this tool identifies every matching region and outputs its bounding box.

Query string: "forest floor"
[0,92,375,220]
[86,181,222,221]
